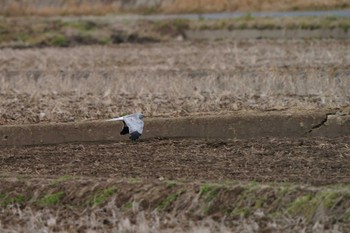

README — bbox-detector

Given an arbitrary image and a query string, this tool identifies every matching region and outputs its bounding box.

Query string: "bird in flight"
[107,113,144,141]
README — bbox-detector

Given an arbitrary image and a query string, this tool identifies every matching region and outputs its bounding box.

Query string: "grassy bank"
[0,17,158,48]
[1,16,350,48]
[0,177,350,231]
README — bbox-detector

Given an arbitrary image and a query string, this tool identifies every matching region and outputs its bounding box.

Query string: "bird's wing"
[106,117,124,121]
[120,121,130,135]
[123,115,144,134]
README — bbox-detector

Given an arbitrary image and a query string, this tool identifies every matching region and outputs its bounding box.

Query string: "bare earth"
[1,137,350,231]
[2,137,350,185]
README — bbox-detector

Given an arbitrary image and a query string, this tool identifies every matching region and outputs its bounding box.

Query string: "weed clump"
[50,35,69,47]
[37,191,65,206]
[0,194,27,206]
[88,186,117,206]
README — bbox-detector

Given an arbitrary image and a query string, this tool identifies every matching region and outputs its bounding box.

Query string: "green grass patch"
[321,191,342,209]
[286,190,344,220]
[229,184,263,217]
[1,178,350,222]
[200,184,221,203]
[50,34,69,47]
[16,32,30,42]
[88,186,117,206]
[287,194,317,218]
[0,194,27,206]
[122,201,133,211]
[37,191,65,206]
[98,37,111,45]
[157,192,181,211]
[200,184,221,213]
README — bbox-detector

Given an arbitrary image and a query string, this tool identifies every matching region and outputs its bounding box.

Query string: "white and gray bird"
[107,113,144,141]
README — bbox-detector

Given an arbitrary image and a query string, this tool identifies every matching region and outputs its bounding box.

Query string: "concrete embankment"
[0,110,349,146]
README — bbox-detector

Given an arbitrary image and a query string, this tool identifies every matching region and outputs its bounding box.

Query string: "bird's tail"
[106,117,124,121]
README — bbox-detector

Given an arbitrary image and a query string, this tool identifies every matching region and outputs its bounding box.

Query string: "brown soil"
[6,125,350,231]
[1,137,350,185]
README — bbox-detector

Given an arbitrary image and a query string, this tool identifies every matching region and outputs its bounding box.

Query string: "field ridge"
[1,177,350,231]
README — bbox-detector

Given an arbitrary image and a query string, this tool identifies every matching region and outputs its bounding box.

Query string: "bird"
[107,113,144,141]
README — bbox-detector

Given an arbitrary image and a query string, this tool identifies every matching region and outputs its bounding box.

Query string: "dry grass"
[0,204,339,232]
[1,1,119,16]
[0,0,349,16]
[1,177,350,232]
[1,40,348,70]
[161,0,350,13]
[0,40,349,124]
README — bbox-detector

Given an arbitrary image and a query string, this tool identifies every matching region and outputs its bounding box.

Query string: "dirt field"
[2,137,350,185]
[1,137,350,232]
[1,40,349,125]
[1,15,350,231]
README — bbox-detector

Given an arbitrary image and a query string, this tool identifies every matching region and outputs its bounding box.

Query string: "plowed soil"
[1,36,350,232]
[2,137,350,185]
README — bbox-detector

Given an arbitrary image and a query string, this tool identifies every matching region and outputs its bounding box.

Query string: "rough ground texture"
[1,177,350,232]
[1,17,349,48]
[1,135,350,232]
[1,26,350,231]
[1,40,349,125]
[1,0,349,16]
[1,137,350,185]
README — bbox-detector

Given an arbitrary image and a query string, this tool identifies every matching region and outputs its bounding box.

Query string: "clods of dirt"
[1,137,350,185]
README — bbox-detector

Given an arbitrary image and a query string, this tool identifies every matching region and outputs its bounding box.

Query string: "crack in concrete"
[307,112,336,134]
